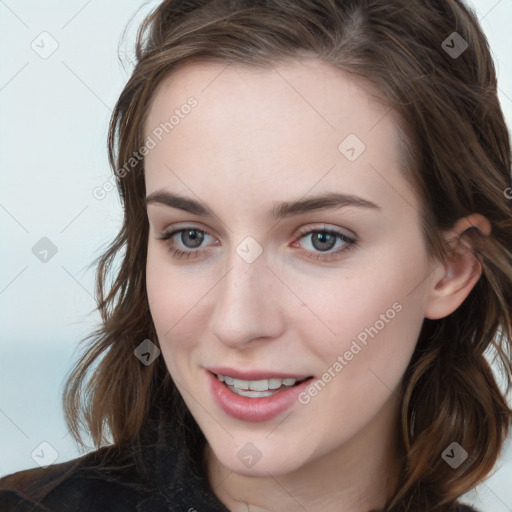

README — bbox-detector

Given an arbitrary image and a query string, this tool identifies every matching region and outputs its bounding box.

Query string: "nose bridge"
[209,239,284,347]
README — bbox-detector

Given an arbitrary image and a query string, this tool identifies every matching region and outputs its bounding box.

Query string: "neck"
[205,395,402,512]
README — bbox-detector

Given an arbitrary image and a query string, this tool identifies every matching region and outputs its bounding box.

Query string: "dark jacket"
[0,407,229,512]
[0,409,481,511]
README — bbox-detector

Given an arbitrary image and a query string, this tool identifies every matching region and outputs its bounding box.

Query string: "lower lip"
[208,371,313,422]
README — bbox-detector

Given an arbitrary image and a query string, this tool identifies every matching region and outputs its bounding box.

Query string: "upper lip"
[207,367,312,381]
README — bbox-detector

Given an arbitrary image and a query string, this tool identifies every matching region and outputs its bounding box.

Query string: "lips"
[207,369,315,422]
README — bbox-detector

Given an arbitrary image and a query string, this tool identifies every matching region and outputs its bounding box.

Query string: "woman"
[1,0,511,510]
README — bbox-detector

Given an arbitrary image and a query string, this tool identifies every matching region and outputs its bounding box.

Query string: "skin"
[144,59,488,512]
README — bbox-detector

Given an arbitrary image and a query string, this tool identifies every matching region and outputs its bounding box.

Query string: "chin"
[210,436,316,478]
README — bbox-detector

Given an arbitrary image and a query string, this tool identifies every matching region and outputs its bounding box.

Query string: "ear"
[424,213,491,320]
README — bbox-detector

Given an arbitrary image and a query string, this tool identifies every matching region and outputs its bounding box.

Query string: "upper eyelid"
[159,223,354,235]
[296,224,355,238]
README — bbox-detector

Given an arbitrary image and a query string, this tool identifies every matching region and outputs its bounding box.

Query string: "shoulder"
[0,447,139,512]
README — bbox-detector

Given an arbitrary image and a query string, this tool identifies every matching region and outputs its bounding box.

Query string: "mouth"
[211,371,314,398]
[207,370,315,422]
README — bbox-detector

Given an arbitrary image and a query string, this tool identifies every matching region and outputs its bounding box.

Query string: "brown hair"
[63,0,512,510]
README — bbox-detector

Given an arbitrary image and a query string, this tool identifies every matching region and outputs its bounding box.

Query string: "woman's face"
[144,59,436,477]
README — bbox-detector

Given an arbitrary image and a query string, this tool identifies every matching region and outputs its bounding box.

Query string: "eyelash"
[157,225,357,262]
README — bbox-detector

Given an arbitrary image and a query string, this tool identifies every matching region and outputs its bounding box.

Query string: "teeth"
[233,379,249,390]
[268,378,282,390]
[216,374,298,391]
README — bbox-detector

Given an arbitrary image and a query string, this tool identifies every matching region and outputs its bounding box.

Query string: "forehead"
[144,58,392,141]
[142,59,415,216]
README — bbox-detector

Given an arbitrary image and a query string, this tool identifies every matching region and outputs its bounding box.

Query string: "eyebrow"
[145,190,381,220]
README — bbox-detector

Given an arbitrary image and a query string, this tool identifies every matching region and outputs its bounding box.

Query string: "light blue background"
[1,1,511,510]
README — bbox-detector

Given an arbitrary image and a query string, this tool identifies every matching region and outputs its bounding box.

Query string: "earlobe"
[424,214,490,320]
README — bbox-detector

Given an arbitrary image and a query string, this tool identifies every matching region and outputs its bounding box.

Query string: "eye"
[158,227,216,260]
[291,225,357,261]
[157,224,357,262]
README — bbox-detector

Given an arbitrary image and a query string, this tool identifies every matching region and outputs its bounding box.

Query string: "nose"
[209,247,286,349]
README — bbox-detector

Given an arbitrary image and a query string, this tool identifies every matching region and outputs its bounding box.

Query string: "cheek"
[146,248,195,366]
[146,246,220,380]
[295,271,425,442]
[316,303,421,437]
[146,243,203,325]
[290,242,429,427]
[294,236,428,358]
